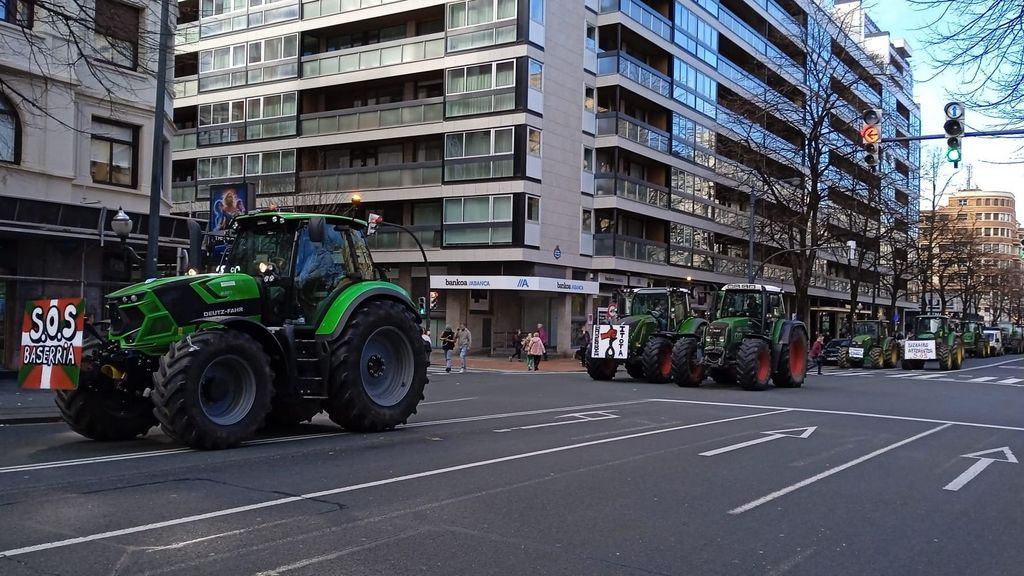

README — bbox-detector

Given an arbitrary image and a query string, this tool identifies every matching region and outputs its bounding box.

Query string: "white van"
[984,329,1004,356]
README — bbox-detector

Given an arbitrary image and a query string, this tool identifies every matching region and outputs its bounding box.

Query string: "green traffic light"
[946,147,962,163]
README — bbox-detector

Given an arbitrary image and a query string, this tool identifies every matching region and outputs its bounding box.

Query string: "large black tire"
[868,347,883,369]
[737,338,772,391]
[625,361,645,380]
[671,337,704,388]
[773,329,808,388]
[265,398,323,427]
[937,341,952,371]
[838,347,850,369]
[586,343,617,380]
[152,330,274,449]
[951,340,964,370]
[883,343,898,368]
[323,300,427,432]
[641,336,674,383]
[709,368,735,385]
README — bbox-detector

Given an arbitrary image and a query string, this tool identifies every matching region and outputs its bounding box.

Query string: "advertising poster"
[209,183,250,233]
[19,298,85,390]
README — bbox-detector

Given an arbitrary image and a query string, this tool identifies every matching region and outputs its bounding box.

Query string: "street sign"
[943,447,1017,492]
[699,427,817,457]
[592,324,629,359]
[19,298,86,390]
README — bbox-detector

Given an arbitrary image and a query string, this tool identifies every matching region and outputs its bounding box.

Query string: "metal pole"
[747,192,756,282]
[146,0,172,278]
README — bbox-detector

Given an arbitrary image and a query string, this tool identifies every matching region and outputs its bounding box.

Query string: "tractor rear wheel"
[323,300,427,432]
[937,341,952,371]
[838,347,850,369]
[737,338,772,391]
[951,341,964,370]
[884,344,898,368]
[641,336,674,383]
[773,329,808,388]
[868,347,883,369]
[671,337,703,388]
[625,361,645,380]
[152,330,274,449]
[586,343,617,380]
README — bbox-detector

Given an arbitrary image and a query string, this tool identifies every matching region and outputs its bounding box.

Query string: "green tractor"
[960,316,989,358]
[838,320,899,369]
[671,284,808,391]
[587,287,706,383]
[901,315,964,370]
[997,322,1024,354]
[55,212,429,449]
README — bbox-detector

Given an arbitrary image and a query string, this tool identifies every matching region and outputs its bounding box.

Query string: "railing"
[598,52,672,99]
[598,0,672,42]
[597,113,671,154]
[718,7,803,81]
[594,233,669,264]
[300,98,443,137]
[301,34,445,79]
[717,109,800,156]
[764,0,802,37]
[172,131,197,151]
[366,224,441,251]
[298,161,442,194]
[175,22,199,47]
[595,174,671,208]
[173,77,198,98]
[302,0,403,19]
[717,58,800,119]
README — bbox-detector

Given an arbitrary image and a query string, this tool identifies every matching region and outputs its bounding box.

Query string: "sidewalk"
[429,353,586,373]
[0,379,62,424]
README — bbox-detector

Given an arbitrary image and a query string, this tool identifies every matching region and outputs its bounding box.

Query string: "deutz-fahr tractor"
[56,212,429,449]
[671,284,808,391]
[901,315,964,370]
[587,288,706,383]
[838,320,899,369]
[959,316,989,358]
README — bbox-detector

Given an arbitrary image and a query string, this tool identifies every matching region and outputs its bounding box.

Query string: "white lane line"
[909,374,945,380]
[956,357,1024,372]
[0,408,790,558]
[0,400,651,475]
[728,424,953,515]
[887,373,919,378]
[651,398,1024,432]
[968,377,996,382]
[419,397,478,405]
[997,378,1023,385]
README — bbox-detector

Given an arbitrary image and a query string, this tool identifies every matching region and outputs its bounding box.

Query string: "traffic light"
[860,109,882,169]
[417,296,427,316]
[366,213,383,236]
[944,102,965,167]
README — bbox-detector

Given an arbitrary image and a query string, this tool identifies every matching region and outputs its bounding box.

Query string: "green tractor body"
[587,288,706,383]
[901,315,964,371]
[671,284,808,391]
[838,320,898,369]
[57,212,429,449]
[959,319,988,358]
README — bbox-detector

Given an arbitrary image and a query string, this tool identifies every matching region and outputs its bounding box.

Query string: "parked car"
[823,338,851,365]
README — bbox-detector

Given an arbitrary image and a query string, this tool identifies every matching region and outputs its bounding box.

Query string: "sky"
[865,0,1024,211]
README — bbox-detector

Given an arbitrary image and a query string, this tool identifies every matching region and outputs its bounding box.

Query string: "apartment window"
[94,0,140,69]
[527,127,541,156]
[584,86,595,111]
[582,146,593,172]
[527,195,540,222]
[199,100,246,126]
[90,118,137,187]
[249,34,298,64]
[201,0,246,17]
[447,60,516,94]
[957,213,967,220]
[445,127,514,158]
[246,92,297,119]
[528,59,543,91]
[0,0,33,27]
[0,93,19,164]
[443,195,514,245]
[581,209,592,233]
[529,0,543,23]
[957,199,968,207]
[447,0,516,29]
[200,43,247,73]
[198,154,244,179]
[585,22,596,51]
[245,149,295,175]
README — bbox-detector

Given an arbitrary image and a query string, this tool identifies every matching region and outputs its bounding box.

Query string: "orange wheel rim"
[659,348,671,377]
[757,349,770,382]
[789,338,806,377]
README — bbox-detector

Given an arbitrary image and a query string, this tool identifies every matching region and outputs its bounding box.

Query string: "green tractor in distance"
[587,287,706,383]
[997,321,1024,354]
[901,315,964,370]
[960,316,989,358]
[671,284,808,391]
[55,212,429,449]
[838,320,899,369]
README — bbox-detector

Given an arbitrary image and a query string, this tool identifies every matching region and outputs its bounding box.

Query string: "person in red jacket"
[810,334,825,375]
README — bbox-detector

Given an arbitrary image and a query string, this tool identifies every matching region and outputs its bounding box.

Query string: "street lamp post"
[111,208,141,282]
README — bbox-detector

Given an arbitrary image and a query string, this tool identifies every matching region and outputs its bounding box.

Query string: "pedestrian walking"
[537,323,549,361]
[456,323,472,373]
[440,325,455,373]
[509,329,524,361]
[421,327,433,365]
[811,334,825,375]
[575,326,592,367]
[528,331,546,371]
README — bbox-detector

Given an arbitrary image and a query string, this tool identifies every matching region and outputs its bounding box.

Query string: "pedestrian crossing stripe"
[969,377,996,382]
[997,378,1022,385]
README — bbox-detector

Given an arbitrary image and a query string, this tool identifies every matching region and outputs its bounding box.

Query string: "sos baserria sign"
[19,298,85,390]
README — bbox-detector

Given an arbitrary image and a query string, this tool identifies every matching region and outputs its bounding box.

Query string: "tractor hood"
[107,273,263,350]
[851,334,873,347]
[616,314,657,350]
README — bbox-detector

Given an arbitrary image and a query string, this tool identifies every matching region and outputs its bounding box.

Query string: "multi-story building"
[0,0,190,369]
[921,188,1024,320]
[170,0,921,353]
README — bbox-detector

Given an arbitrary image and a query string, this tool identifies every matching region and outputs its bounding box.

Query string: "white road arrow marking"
[943,447,1018,492]
[699,427,817,457]
[493,411,619,432]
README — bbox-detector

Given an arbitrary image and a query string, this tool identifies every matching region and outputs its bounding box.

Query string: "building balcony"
[717,58,801,121]
[174,76,199,98]
[175,22,199,48]
[300,97,444,138]
[762,0,803,37]
[298,161,443,194]
[596,112,671,155]
[172,130,198,152]
[718,7,803,82]
[301,0,404,20]
[597,51,672,100]
[301,33,445,81]
[366,224,442,251]
[595,174,671,209]
[598,0,673,43]
[594,233,669,265]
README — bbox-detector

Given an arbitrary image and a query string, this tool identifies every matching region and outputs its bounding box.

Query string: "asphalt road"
[1,355,1023,576]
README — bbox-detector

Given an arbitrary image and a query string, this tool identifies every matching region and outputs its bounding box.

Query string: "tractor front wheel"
[324,300,428,432]
[884,344,898,368]
[625,361,646,380]
[838,347,850,369]
[868,347,883,369]
[586,343,617,380]
[937,341,952,371]
[55,386,156,442]
[951,341,964,370]
[774,329,808,388]
[737,339,772,391]
[152,330,274,449]
[671,337,704,388]
[641,336,674,383]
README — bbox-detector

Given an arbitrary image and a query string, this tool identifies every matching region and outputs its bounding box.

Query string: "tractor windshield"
[225,226,296,277]
[964,322,980,332]
[854,323,878,337]
[915,317,944,334]
[717,290,762,319]
[629,292,669,317]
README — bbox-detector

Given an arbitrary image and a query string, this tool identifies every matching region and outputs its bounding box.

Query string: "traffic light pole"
[881,128,1024,143]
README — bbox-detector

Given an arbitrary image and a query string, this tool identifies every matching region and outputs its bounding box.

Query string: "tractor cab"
[913,315,950,339]
[854,321,880,337]
[714,284,785,335]
[620,288,690,332]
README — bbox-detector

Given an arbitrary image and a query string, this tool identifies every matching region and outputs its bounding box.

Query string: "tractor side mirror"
[309,216,326,243]
[187,219,203,271]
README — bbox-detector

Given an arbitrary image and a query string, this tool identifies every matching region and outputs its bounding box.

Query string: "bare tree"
[915,147,962,312]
